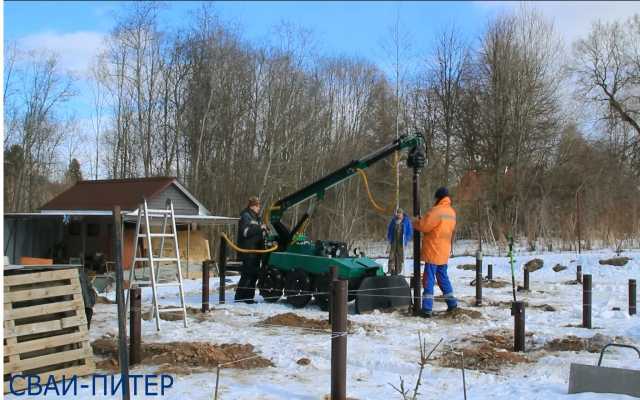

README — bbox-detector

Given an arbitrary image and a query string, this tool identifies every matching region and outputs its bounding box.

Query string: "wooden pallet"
[4,267,95,393]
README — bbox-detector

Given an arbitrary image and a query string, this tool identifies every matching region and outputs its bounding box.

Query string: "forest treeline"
[4,4,640,249]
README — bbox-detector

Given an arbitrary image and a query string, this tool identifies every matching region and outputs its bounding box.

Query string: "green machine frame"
[256,132,426,312]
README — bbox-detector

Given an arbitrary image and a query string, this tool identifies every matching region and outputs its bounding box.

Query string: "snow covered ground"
[13,249,639,399]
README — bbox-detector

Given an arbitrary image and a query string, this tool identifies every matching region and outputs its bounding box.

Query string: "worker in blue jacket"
[387,208,412,275]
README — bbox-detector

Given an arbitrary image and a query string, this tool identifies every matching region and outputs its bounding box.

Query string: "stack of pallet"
[4,267,95,393]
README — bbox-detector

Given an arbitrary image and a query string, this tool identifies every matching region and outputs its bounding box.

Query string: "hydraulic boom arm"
[267,133,425,246]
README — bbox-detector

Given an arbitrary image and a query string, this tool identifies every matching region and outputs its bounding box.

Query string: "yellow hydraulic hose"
[263,203,280,227]
[221,233,278,254]
[356,168,393,214]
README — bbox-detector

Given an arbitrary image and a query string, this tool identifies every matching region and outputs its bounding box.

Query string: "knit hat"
[434,187,449,200]
[395,208,404,215]
[247,196,261,207]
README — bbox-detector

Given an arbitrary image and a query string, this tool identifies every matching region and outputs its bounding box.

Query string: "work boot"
[446,305,458,313]
[419,310,432,318]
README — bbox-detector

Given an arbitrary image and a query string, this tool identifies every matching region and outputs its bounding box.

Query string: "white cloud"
[532,2,640,44]
[17,30,106,76]
[473,1,640,45]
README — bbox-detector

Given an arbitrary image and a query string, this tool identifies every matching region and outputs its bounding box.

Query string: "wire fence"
[124,269,638,400]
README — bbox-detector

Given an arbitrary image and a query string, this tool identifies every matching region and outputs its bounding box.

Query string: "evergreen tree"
[65,158,83,184]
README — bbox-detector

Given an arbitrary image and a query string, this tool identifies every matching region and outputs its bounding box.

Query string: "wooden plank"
[4,320,21,368]
[4,363,94,394]
[3,329,88,357]
[4,345,92,374]
[4,299,84,321]
[4,269,78,286]
[4,282,81,303]
[5,315,86,338]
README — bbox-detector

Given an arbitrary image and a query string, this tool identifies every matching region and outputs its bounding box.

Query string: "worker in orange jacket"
[412,187,458,317]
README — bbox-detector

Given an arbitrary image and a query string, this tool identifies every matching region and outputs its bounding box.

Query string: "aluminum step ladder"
[125,199,188,331]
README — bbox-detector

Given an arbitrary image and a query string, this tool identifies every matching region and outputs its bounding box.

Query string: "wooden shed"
[4,177,236,275]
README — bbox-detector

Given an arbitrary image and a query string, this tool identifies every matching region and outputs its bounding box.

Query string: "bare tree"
[429,24,469,185]
[572,15,640,137]
[90,57,107,179]
[380,5,414,211]
[3,50,75,211]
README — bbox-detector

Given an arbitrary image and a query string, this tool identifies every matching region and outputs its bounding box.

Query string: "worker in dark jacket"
[234,196,267,303]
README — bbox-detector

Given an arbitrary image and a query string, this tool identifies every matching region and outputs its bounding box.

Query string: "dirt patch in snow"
[433,307,483,321]
[485,280,511,288]
[470,279,511,288]
[95,358,119,372]
[139,306,211,322]
[257,312,377,333]
[91,335,272,373]
[487,300,557,311]
[297,357,311,366]
[599,257,631,266]
[436,329,533,372]
[156,306,208,322]
[259,312,335,331]
[96,295,115,304]
[543,333,623,353]
[439,343,530,372]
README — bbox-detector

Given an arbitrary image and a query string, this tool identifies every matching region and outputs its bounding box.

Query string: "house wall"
[148,184,198,215]
[64,216,113,262]
[4,216,212,270]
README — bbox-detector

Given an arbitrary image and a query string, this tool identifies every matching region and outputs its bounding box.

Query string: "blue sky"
[4,1,506,126]
[6,0,638,115]
[4,1,493,76]
[4,1,638,176]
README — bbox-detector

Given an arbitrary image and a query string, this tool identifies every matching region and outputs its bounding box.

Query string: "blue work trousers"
[422,263,457,311]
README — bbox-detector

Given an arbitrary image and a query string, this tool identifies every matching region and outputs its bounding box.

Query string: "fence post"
[331,279,347,400]
[487,264,493,281]
[112,206,130,400]
[576,265,582,284]
[583,274,592,329]
[475,250,482,306]
[523,266,530,291]
[630,279,637,316]
[202,260,210,312]
[219,238,227,305]
[513,301,525,352]
[129,287,141,365]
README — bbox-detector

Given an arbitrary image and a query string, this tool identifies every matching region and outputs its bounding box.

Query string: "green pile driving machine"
[257,132,426,313]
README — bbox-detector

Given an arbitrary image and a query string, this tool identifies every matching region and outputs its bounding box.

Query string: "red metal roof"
[40,177,176,211]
